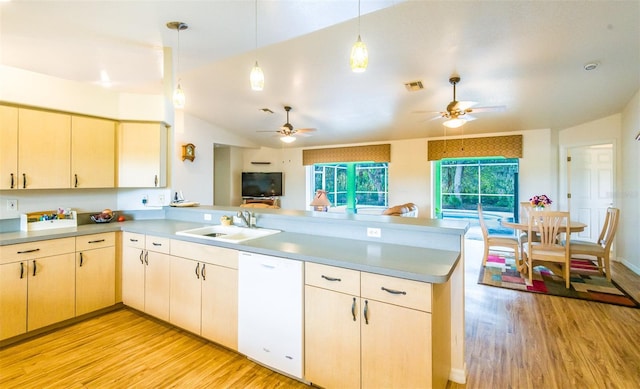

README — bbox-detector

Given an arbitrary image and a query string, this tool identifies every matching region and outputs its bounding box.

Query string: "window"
[313,162,388,212]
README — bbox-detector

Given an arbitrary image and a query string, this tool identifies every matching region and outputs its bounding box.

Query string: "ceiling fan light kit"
[257,105,317,143]
[281,135,296,143]
[167,21,188,109]
[443,118,467,128]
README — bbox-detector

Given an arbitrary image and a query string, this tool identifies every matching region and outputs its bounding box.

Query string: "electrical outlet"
[7,199,18,211]
[204,213,212,221]
[367,227,382,238]
[159,194,165,204]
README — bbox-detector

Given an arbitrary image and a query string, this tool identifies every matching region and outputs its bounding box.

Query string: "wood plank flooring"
[1,239,639,388]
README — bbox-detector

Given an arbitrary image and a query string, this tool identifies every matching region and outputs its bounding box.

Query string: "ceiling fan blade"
[295,128,316,133]
[456,101,477,111]
[256,130,279,133]
[468,105,506,113]
[464,115,477,122]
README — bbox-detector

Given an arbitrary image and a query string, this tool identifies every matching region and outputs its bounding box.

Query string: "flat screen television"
[242,172,283,198]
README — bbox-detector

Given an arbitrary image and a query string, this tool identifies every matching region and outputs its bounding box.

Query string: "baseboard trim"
[449,366,468,384]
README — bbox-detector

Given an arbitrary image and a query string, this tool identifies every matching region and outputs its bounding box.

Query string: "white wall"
[619,89,640,273]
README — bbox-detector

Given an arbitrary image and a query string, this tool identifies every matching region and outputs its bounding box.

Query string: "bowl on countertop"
[91,213,115,223]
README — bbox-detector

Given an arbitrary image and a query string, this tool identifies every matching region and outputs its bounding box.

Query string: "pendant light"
[350,0,368,73]
[250,0,264,91]
[167,21,188,109]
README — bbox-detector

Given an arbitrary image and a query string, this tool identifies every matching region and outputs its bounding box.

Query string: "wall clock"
[181,143,195,162]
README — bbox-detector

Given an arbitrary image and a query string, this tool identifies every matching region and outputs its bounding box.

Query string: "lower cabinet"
[121,232,171,321]
[169,239,238,350]
[305,262,451,389]
[75,232,116,316]
[0,237,76,340]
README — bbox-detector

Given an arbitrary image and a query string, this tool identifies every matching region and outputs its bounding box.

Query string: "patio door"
[567,144,614,241]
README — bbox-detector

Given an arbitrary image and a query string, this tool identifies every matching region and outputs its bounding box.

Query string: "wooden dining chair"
[478,203,521,267]
[517,201,540,259]
[522,211,571,288]
[569,207,619,281]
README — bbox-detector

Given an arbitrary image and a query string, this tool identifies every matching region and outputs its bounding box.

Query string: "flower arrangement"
[529,194,552,208]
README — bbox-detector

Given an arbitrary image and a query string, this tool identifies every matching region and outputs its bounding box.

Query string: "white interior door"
[567,144,614,241]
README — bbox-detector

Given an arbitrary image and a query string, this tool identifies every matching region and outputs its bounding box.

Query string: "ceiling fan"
[258,105,316,143]
[432,76,505,128]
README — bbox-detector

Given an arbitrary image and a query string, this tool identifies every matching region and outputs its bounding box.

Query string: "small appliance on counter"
[170,190,199,207]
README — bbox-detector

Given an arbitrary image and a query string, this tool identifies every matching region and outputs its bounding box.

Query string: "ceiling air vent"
[404,80,424,92]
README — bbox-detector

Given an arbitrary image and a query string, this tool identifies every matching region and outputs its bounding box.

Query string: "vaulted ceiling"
[2,1,638,148]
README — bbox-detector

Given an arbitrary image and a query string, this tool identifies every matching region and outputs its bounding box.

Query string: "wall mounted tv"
[241,172,283,198]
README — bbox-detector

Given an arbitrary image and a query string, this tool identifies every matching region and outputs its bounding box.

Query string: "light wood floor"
[1,239,639,388]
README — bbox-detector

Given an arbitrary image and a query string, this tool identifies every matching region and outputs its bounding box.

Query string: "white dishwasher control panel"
[237,252,304,379]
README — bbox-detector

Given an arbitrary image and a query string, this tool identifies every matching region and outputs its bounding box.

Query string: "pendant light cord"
[255,0,258,50]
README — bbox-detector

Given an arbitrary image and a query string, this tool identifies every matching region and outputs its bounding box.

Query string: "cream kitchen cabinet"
[0,237,76,340]
[0,105,18,190]
[117,122,168,188]
[304,263,451,389]
[75,232,116,316]
[169,239,238,350]
[121,232,170,321]
[18,108,72,189]
[71,116,116,188]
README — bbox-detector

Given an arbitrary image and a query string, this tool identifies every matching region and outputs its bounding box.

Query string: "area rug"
[478,252,640,308]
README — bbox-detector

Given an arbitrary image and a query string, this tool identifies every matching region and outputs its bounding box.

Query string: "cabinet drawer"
[76,232,115,251]
[170,239,238,269]
[122,232,145,249]
[305,262,360,296]
[0,237,75,264]
[361,272,432,312]
[146,235,170,254]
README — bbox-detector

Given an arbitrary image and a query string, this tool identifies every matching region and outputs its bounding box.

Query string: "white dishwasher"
[238,252,304,379]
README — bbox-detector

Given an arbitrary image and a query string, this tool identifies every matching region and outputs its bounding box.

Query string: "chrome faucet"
[237,210,251,227]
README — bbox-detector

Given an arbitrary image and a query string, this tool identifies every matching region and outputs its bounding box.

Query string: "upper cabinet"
[117,122,168,188]
[0,105,18,189]
[71,116,116,188]
[18,108,71,189]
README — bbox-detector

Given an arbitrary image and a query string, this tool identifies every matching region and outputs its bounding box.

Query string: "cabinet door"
[27,253,76,331]
[304,285,361,389]
[117,122,167,188]
[201,264,238,350]
[121,245,145,312]
[71,116,116,188]
[0,105,18,190]
[361,301,432,389]
[18,108,71,189]
[0,261,28,340]
[169,256,202,335]
[144,251,171,321]
[76,246,115,316]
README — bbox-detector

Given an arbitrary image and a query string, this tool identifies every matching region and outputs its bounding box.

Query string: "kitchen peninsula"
[0,206,469,387]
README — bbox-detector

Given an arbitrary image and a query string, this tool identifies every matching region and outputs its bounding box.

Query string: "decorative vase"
[534,206,545,211]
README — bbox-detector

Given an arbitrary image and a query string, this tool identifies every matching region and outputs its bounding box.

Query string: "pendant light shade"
[167,21,188,109]
[250,0,264,91]
[350,0,368,73]
[250,61,264,91]
[173,82,186,109]
[350,35,368,73]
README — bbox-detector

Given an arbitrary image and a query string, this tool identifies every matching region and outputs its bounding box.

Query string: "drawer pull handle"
[381,286,406,295]
[130,238,139,242]
[152,242,162,246]
[321,275,341,282]
[10,173,14,189]
[154,175,158,187]
[79,252,84,267]
[20,262,24,279]
[144,251,149,265]
[88,239,105,244]
[17,248,40,254]
[23,173,26,189]
[351,297,357,321]
[32,260,37,277]
[195,263,200,279]
[74,174,78,188]
[139,250,144,264]
[363,300,369,325]
[201,263,206,281]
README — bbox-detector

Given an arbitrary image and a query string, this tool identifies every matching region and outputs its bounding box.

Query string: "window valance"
[427,135,522,160]
[302,144,391,165]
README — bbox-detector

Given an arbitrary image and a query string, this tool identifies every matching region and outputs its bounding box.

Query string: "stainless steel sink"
[176,225,280,243]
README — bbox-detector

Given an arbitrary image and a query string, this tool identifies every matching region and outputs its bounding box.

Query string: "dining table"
[500,218,587,233]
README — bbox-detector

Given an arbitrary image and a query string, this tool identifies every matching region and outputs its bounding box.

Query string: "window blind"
[302,144,391,165]
[427,135,522,160]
